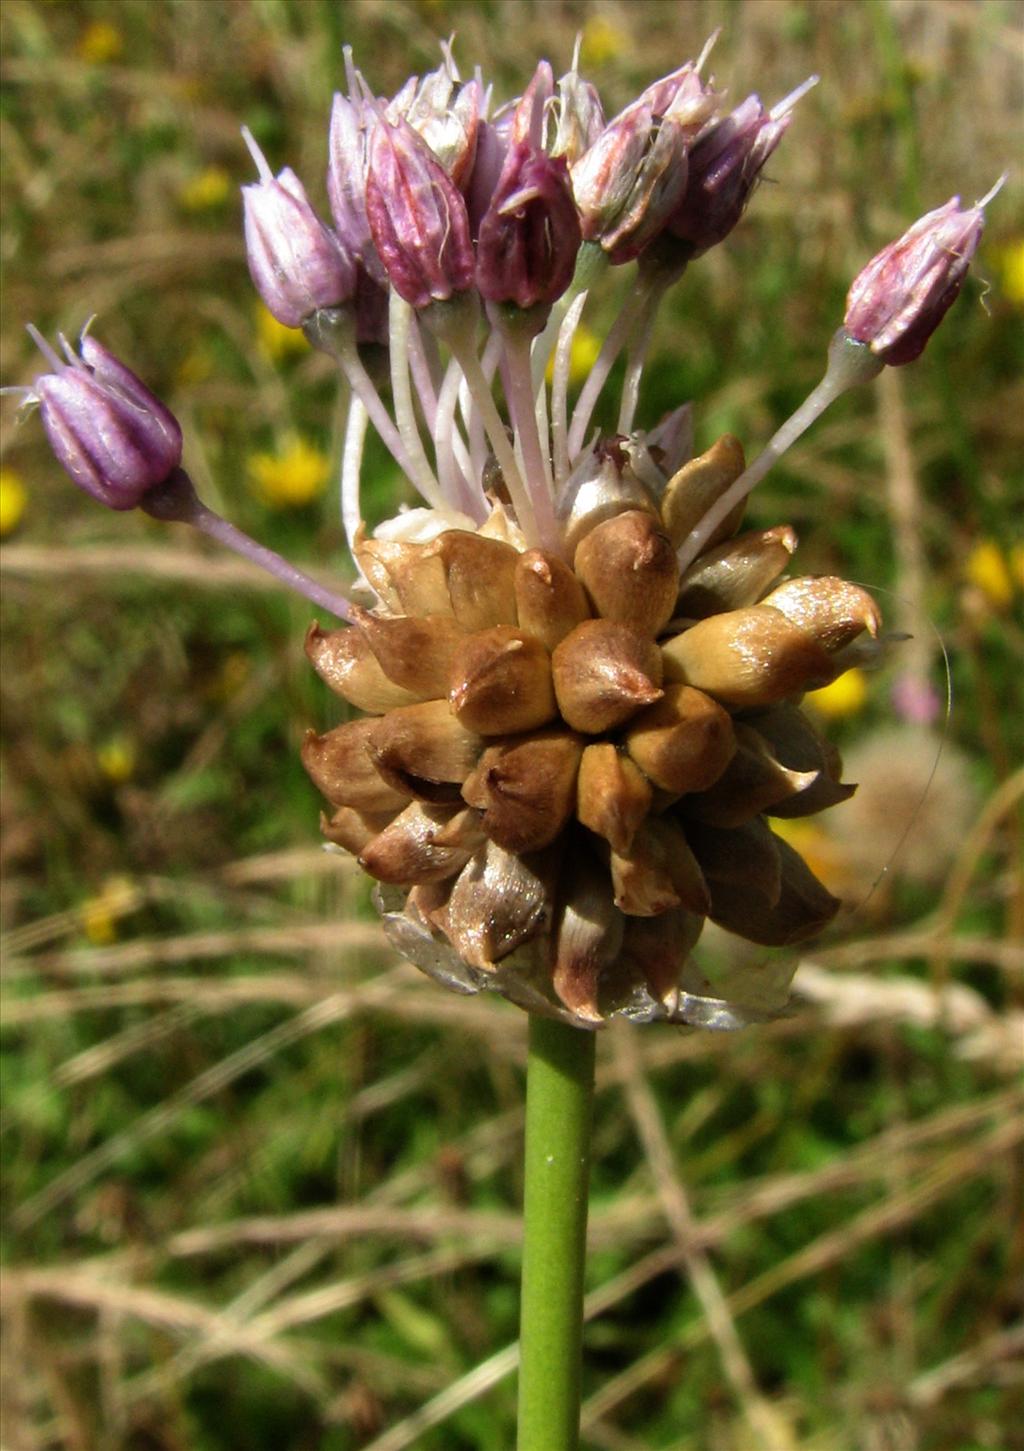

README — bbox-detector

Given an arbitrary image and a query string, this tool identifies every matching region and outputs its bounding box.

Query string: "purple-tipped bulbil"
[476,141,582,311]
[29,330,182,510]
[570,62,719,264]
[242,129,356,329]
[365,116,475,309]
[844,196,986,366]
[666,91,795,256]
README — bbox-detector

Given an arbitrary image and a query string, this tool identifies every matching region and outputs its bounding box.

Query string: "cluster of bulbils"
[13,39,993,1028]
[304,434,881,1028]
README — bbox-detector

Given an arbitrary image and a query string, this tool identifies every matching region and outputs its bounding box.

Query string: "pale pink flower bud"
[844,196,986,365]
[242,130,356,328]
[28,330,182,510]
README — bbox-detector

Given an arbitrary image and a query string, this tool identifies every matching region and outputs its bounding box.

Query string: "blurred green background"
[1,2,1022,1449]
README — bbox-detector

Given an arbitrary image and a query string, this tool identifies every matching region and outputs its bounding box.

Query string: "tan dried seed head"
[675,525,798,619]
[576,743,653,853]
[305,622,420,713]
[461,728,584,853]
[661,606,835,707]
[573,510,680,636]
[513,548,592,651]
[301,721,411,814]
[660,434,746,547]
[624,683,736,795]
[552,618,664,734]
[447,627,557,736]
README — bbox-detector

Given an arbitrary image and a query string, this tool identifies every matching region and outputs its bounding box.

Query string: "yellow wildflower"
[580,15,630,69]
[96,735,136,784]
[545,323,602,387]
[81,877,135,946]
[178,165,231,213]
[77,19,123,64]
[996,239,1024,307]
[256,305,310,362]
[964,539,1013,611]
[248,434,331,508]
[0,468,28,537]
[806,667,868,719]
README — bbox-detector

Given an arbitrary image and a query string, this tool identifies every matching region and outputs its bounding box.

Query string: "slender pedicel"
[143,470,353,620]
[676,329,884,573]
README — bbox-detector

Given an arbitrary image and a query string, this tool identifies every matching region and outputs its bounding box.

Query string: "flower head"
[844,194,988,365]
[242,129,356,328]
[25,328,182,510]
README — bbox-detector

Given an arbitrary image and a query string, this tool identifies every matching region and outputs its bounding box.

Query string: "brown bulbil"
[660,434,746,548]
[707,836,840,946]
[359,802,481,885]
[687,816,783,905]
[301,721,410,814]
[609,816,710,917]
[622,908,704,1004]
[683,722,820,826]
[432,840,555,969]
[305,623,420,713]
[661,606,835,707]
[355,531,454,617]
[625,684,736,795]
[367,700,483,801]
[320,805,396,855]
[552,619,664,733]
[745,704,856,818]
[552,853,624,1021]
[448,627,557,736]
[576,743,652,853]
[461,729,584,853]
[513,548,591,650]
[349,607,466,700]
[675,525,798,619]
[760,577,882,653]
[425,529,520,630]
[573,510,680,637]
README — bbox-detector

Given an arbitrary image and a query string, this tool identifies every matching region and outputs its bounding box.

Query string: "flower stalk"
[518,1015,596,1451]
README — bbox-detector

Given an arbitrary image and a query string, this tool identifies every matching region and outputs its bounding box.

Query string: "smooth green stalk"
[517,1015,596,1451]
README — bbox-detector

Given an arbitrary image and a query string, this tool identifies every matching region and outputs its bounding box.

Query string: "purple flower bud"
[476,140,582,310]
[507,61,554,149]
[365,116,475,309]
[28,329,182,510]
[667,90,796,255]
[844,196,987,366]
[465,118,509,236]
[571,63,719,263]
[328,93,383,279]
[386,44,482,189]
[242,130,356,328]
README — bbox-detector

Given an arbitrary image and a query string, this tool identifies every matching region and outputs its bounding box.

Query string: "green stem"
[517,1015,597,1451]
